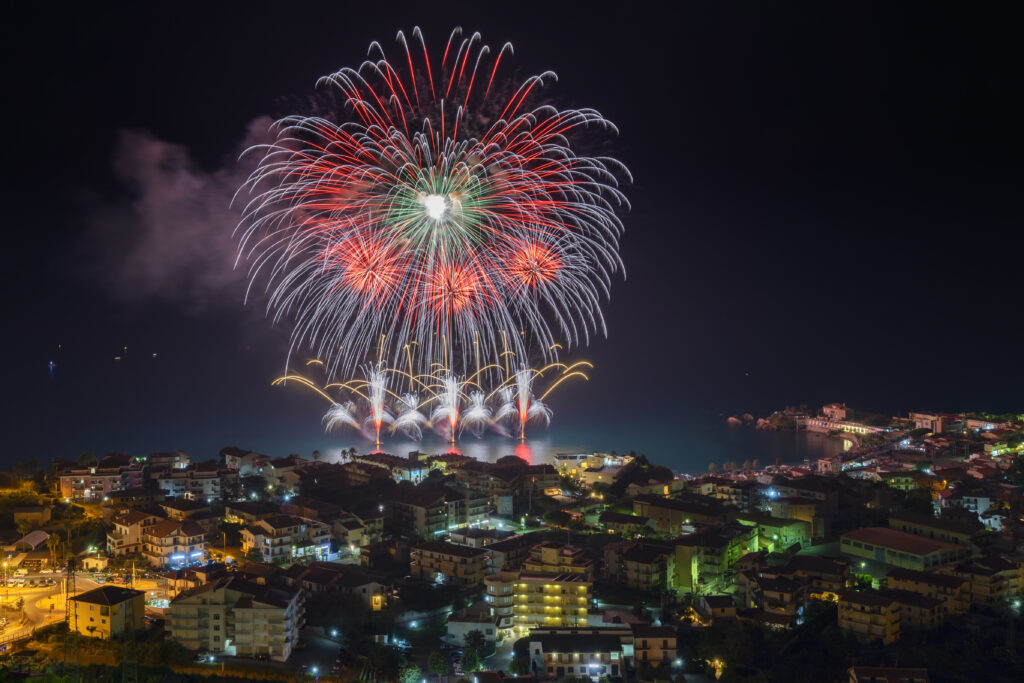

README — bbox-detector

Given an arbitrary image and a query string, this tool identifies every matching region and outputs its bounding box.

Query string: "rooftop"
[71,585,143,606]
[842,527,957,557]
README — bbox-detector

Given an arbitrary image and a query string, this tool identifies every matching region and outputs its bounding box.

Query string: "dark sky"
[3,2,1022,466]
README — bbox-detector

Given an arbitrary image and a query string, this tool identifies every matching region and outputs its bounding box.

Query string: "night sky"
[3,2,1021,466]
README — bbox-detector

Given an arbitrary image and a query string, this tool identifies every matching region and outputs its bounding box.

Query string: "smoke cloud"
[84,117,274,313]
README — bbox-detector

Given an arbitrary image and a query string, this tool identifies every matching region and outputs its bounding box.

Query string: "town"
[1,404,1022,683]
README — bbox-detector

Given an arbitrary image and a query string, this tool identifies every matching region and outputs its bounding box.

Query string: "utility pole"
[63,558,79,683]
[121,562,139,683]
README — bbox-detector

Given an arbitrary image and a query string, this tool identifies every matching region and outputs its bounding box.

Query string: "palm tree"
[46,534,61,569]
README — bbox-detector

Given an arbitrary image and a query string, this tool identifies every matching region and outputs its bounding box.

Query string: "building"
[840,527,968,571]
[695,595,737,623]
[528,631,626,680]
[486,533,545,573]
[69,586,145,639]
[13,506,51,526]
[351,451,430,483]
[410,540,489,587]
[142,519,207,568]
[630,624,677,669]
[620,542,675,594]
[909,412,946,434]
[632,494,726,534]
[942,555,1023,608]
[59,463,143,501]
[847,666,930,683]
[169,576,303,662]
[484,542,593,632]
[770,497,827,538]
[885,568,969,616]
[674,523,754,595]
[838,590,900,644]
[888,512,981,548]
[822,403,851,420]
[385,484,490,538]
[735,514,811,552]
[240,515,332,565]
[155,467,226,502]
[106,511,164,557]
[597,511,652,536]
[222,447,271,477]
[887,589,945,631]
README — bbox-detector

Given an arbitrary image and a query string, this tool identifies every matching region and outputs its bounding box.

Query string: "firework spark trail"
[430,372,467,442]
[391,392,428,440]
[364,364,393,444]
[323,401,358,432]
[462,390,492,438]
[279,355,588,442]
[236,27,629,379]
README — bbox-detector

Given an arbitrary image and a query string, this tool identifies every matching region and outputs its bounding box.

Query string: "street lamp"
[311,666,319,683]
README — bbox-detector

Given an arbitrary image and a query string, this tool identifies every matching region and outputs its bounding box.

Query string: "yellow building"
[69,586,145,639]
[524,542,594,577]
[838,590,900,644]
[484,542,593,633]
[631,624,678,668]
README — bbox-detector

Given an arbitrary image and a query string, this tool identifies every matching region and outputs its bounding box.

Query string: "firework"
[274,356,590,443]
[237,27,629,379]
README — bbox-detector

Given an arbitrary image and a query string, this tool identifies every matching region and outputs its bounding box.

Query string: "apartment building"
[942,555,1023,608]
[410,540,488,587]
[385,484,489,538]
[169,576,303,662]
[106,510,163,557]
[631,624,678,669]
[60,464,144,501]
[484,542,593,632]
[838,590,900,645]
[240,515,332,565]
[885,568,970,616]
[155,467,227,501]
[528,631,625,680]
[632,494,726,534]
[142,519,207,568]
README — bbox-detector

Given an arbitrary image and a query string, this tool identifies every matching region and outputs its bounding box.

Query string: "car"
[193,653,210,664]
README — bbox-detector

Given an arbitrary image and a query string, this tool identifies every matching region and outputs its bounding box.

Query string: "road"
[1,572,103,639]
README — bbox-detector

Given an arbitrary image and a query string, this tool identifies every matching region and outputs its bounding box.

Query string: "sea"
[308,415,851,474]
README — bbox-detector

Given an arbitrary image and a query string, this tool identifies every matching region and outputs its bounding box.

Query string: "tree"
[46,534,61,568]
[752,459,760,469]
[742,460,752,470]
[708,462,718,473]
[312,449,322,461]
[16,520,33,538]
[398,663,423,683]
[459,648,480,673]
[78,451,98,468]
[508,656,532,675]
[428,650,452,676]
[464,629,487,655]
